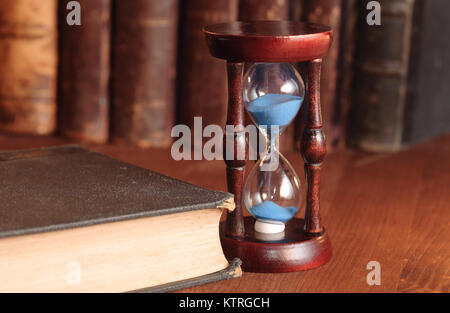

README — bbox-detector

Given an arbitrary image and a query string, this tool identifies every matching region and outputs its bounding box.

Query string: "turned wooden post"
[301,59,326,235]
[224,61,246,238]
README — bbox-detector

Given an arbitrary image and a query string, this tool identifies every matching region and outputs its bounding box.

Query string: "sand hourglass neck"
[243,62,305,234]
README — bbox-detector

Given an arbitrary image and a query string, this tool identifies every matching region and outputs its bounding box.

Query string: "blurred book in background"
[0,0,448,153]
[335,0,358,149]
[59,0,111,143]
[111,0,178,148]
[176,0,238,130]
[0,0,57,135]
[239,0,289,21]
[347,0,450,152]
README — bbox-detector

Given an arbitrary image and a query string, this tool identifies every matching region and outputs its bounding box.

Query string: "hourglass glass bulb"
[243,63,305,134]
[243,152,303,234]
[243,62,305,234]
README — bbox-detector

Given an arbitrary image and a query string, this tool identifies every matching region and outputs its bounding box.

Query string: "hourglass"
[243,63,304,235]
[204,21,333,272]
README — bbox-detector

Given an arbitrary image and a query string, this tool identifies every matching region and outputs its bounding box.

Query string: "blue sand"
[247,94,302,132]
[249,200,298,223]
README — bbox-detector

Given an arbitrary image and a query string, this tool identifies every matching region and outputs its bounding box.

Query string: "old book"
[0,146,240,292]
[403,0,450,146]
[0,0,57,135]
[335,0,358,149]
[297,0,343,149]
[347,0,420,152]
[112,0,178,148]
[289,0,303,22]
[59,0,111,143]
[177,0,238,130]
[239,0,289,21]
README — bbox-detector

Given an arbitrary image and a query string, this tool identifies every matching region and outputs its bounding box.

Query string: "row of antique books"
[0,0,448,152]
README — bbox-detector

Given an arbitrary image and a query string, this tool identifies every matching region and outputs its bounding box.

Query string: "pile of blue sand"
[249,200,298,223]
[247,93,302,133]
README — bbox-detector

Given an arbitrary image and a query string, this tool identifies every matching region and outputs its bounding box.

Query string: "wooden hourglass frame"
[204,21,333,273]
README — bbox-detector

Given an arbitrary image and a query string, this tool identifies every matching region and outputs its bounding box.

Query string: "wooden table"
[0,132,449,292]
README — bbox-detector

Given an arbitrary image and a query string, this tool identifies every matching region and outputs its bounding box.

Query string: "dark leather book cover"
[0,145,232,238]
[177,0,238,129]
[403,0,450,145]
[295,0,343,150]
[347,0,415,152]
[0,0,57,135]
[58,0,111,144]
[112,0,178,148]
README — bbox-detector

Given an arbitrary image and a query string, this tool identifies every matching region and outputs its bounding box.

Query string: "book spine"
[300,0,343,149]
[289,0,303,22]
[112,0,178,148]
[0,0,57,135]
[336,0,358,148]
[59,0,111,143]
[177,0,238,129]
[403,0,450,145]
[347,0,415,152]
[238,0,289,21]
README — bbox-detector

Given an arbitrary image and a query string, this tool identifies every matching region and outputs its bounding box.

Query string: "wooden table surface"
[0,132,449,293]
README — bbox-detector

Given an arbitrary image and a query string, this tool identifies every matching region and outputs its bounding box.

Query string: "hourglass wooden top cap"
[204,21,333,62]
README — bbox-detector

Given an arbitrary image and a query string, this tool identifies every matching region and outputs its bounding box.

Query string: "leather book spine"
[112,0,178,147]
[347,0,415,152]
[59,0,111,143]
[336,0,358,148]
[239,0,289,21]
[177,0,239,129]
[0,0,58,135]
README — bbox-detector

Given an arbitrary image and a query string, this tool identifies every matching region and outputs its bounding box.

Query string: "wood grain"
[0,131,449,292]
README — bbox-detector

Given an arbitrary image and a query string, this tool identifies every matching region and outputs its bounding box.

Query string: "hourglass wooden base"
[204,21,334,273]
[220,217,331,273]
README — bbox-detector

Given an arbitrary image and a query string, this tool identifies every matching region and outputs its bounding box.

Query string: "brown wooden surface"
[0,131,449,292]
